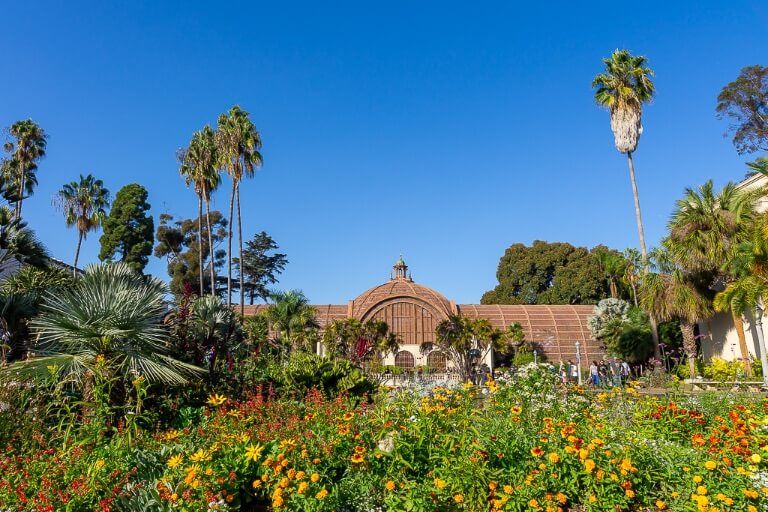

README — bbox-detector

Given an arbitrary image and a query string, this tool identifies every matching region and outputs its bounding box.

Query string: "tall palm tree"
[180,126,221,297]
[216,106,263,313]
[668,180,759,375]
[265,290,318,353]
[55,174,110,274]
[641,249,713,378]
[593,50,655,265]
[3,262,204,390]
[3,120,47,219]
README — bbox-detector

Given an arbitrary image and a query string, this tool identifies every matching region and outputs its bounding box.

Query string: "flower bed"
[2,365,768,511]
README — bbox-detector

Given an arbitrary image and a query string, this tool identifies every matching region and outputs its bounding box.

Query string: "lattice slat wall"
[370,302,437,345]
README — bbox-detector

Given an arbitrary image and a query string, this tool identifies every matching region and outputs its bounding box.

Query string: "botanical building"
[243,257,603,369]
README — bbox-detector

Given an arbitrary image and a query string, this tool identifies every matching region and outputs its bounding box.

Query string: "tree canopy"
[716,65,768,155]
[481,241,625,305]
[235,231,287,304]
[98,184,154,273]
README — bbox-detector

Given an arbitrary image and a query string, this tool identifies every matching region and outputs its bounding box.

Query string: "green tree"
[235,231,287,304]
[435,315,505,381]
[154,212,228,297]
[265,290,318,353]
[216,106,263,313]
[2,119,47,219]
[55,174,110,273]
[667,180,759,375]
[716,65,768,155]
[188,295,239,376]
[179,126,221,297]
[98,184,154,273]
[593,50,655,266]
[3,263,204,392]
[0,206,48,275]
[481,241,618,305]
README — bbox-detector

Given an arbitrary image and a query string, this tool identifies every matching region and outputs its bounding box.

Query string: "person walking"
[590,361,600,387]
[568,359,578,384]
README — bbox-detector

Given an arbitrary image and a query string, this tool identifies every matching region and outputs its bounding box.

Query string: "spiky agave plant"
[4,262,204,388]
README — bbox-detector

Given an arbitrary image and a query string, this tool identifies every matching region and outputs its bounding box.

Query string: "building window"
[427,351,447,371]
[394,351,414,369]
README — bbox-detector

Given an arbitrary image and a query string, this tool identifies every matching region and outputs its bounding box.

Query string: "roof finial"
[392,254,409,280]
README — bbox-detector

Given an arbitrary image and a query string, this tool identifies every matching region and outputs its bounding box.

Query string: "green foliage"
[702,357,763,382]
[277,351,376,398]
[3,262,205,393]
[588,299,653,362]
[481,241,624,305]
[592,49,655,109]
[55,173,110,269]
[1,119,47,217]
[235,231,288,304]
[265,289,319,353]
[716,65,768,155]
[98,183,154,273]
[0,205,48,272]
[322,318,400,366]
[154,211,227,297]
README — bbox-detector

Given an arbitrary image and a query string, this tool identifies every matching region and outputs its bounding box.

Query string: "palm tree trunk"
[73,231,83,276]
[227,181,236,307]
[204,193,216,298]
[626,152,648,266]
[732,310,753,376]
[197,196,204,296]
[16,161,26,219]
[236,184,245,316]
[626,151,660,357]
[680,321,697,378]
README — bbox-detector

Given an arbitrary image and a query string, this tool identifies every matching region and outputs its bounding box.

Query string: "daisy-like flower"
[206,393,227,407]
[167,454,184,469]
[350,453,365,464]
[245,444,265,462]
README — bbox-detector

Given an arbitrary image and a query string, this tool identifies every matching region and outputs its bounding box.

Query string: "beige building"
[699,172,768,364]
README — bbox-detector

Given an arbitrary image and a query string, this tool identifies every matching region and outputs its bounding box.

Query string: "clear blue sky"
[1,1,766,304]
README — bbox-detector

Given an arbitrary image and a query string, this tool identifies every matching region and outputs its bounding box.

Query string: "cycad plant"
[55,174,110,274]
[3,263,204,392]
[216,106,263,312]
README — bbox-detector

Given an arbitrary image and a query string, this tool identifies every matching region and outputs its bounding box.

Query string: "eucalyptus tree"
[592,50,655,265]
[216,106,263,312]
[179,126,221,296]
[3,263,204,394]
[55,174,110,274]
[667,180,759,375]
[2,119,47,219]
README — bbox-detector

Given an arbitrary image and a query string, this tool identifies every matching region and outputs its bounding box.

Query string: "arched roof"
[351,278,455,321]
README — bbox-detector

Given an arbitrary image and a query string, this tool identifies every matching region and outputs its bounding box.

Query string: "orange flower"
[531,447,544,457]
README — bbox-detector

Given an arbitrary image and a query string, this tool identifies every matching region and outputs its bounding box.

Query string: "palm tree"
[593,50,655,266]
[3,262,204,390]
[322,318,400,365]
[641,256,713,378]
[667,180,759,375]
[3,120,47,219]
[180,126,221,297]
[189,295,238,374]
[0,205,48,275]
[216,106,263,313]
[265,290,318,353]
[55,174,110,274]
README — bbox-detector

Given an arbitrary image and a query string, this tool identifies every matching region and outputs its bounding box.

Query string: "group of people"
[557,358,631,387]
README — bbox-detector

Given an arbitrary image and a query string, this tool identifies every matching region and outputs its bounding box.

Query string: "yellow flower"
[273,495,284,508]
[252,479,262,489]
[655,500,666,510]
[453,494,464,503]
[693,475,703,483]
[206,393,227,407]
[311,473,320,483]
[528,498,539,507]
[298,482,309,494]
[93,459,105,470]
[555,492,567,504]
[584,459,596,473]
[316,489,329,500]
[503,485,513,494]
[625,489,635,498]
[295,471,306,480]
[190,449,211,462]
[245,444,264,462]
[704,460,717,471]
[385,480,396,491]
[548,453,560,464]
[351,453,365,464]
[434,478,447,489]
[342,412,355,421]
[696,485,708,495]
[184,464,200,485]
[751,454,762,464]
[531,446,544,457]
[744,488,759,499]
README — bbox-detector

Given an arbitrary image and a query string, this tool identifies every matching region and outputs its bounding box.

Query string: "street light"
[575,341,583,386]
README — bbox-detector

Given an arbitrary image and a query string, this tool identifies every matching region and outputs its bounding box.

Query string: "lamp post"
[754,304,768,388]
[575,341,583,386]
[533,349,538,364]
